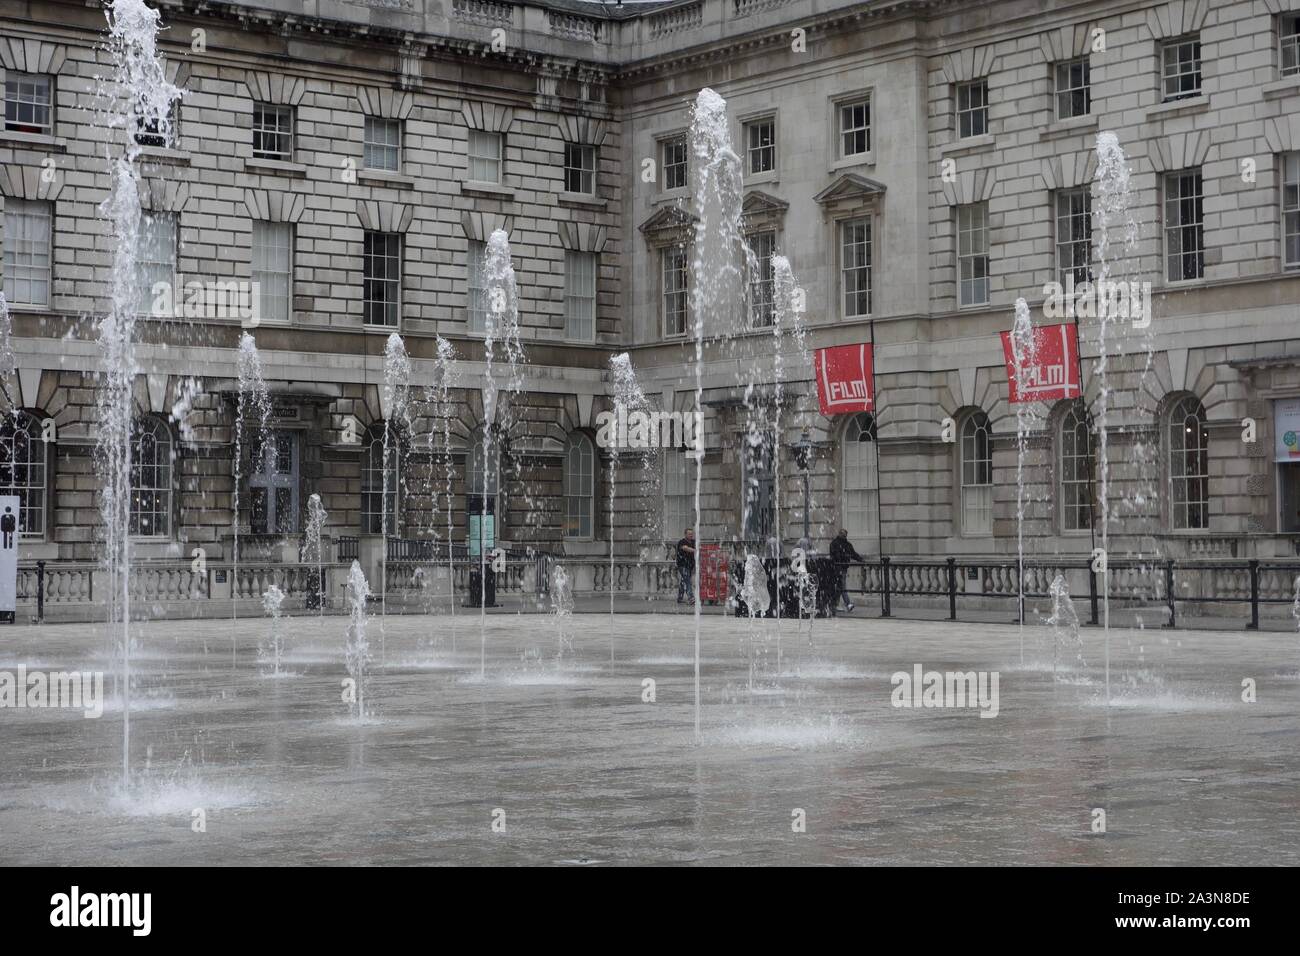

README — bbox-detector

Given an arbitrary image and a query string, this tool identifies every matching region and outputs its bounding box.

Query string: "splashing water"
[1009,297,1040,660]
[433,336,457,651]
[344,561,372,719]
[379,332,411,658]
[260,584,287,677]
[0,292,16,409]
[304,493,328,625]
[232,332,271,671]
[1045,575,1086,677]
[740,554,771,691]
[550,563,574,662]
[169,377,202,445]
[607,352,653,655]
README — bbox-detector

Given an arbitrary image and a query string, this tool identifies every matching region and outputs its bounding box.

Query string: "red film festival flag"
[999,323,1081,404]
[815,343,875,416]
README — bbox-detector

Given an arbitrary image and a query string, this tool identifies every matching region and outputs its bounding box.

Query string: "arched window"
[564,432,595,538]
[960,411,993,536]
[842,412,878,540]
[1168,395,1209,530]
[1059,403,1093,532]
[129,416,172,537]
[361,423,399,534]
[0,411,49,538]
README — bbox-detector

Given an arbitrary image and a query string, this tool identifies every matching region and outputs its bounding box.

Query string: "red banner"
[815,343,874,416]
[999,323,1081,404]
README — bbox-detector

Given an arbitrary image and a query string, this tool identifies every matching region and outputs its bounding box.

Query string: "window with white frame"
[957,203,989,306]
[748,230,775,328]
[840,217,872,317]
[2,199,52,307]
[252,103,293,161]
[564,250,597,340]
[842,412,878,540]
[1059,403,1093,532]
[1168,395,1209,530]
[662,447,696,540]
[1055,187,1092,286]
[0,411,49,538]
[564,432,595,538]
[838,98,870,158]
[361,424,400,535]
[563,143,596,194]
[134,101,175,148]
[1164,170,1204,281]
[468,129,502,183]
[363,231,400,327]
[1054,58,1091,119]
[1161,36,1202,101]
[3,72,52,134]
[662,135,687,191]
[251,221,292,323]
[467,239,487,333]
[129,416,172,538]
[134,211,176,316]
[956,80,988,138]
[960,411,993,536]
[363,116,401,172]
[249,430,299,534]
[1283,14,1300,76]
[745,117,776,174]
[1284,152,1300,269]
[662,246,689,336]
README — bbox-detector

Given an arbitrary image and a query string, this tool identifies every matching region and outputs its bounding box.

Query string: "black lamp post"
[792,430,812,543]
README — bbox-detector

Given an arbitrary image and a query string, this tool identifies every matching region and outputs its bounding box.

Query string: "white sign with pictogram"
[0,495,19,615]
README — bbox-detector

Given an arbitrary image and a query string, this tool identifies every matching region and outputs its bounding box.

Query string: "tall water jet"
[477,229,524,678]
[433,336,457,651]
[740,553,770,691]
[380,332,411,661]
[0,293,15,409]
[1045,574,1085,678]
[304,493,327,626]
[550,562,574,662]
[344,560,372,719]
[1091,131,1140,704]
[607,352,652,657]
[93,0,183,786]
[689,87,746,742]
[260,583,286,677]
[232,332,270,670]
[1009,297,1040,662]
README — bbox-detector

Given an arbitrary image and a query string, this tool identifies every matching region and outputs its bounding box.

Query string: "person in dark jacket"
[675,528,696,604]
[829,529,863,612]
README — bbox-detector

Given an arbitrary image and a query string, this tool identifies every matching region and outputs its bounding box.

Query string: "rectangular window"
[1164,170,1204,281]
[1283,14,1300,76]
[1055,188,1092,286]
[134,212,176,315]
[363,116,401,172]
[2,199,52,307]
[662,135,688,191]
[134,102,175,148]
[564,250,596,340]
[252,221,292,323]
[1285,153,1300,269]
[662,448,696,541]
[467,240,487,333]
[748,230,775,328]
[563,143,596,194]
[3,72,52,134]
[838,98,870,158]
[1054,58,1091,119]
[468,129,502,183]
[662,247,689,337]
[363,231,400,327]
[956,80,988,138]
[840,218,872,317]
[252,103,293,161]
[957,203,989,306]
[745,117,776,173]
[1162,36,1202,101]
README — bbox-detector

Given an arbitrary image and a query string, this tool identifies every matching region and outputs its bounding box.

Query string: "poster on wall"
[0,495,19,617]
[468,514,496,557]
[1275,397,1300,462]
[999,322,1081,404]
[814,343,875,416]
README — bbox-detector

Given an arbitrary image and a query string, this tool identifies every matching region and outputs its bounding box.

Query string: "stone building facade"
[2,0,1299,596]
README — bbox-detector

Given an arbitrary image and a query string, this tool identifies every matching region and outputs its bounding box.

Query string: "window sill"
[0,129,65,151]
[830,153,873,172]
[1037,113,1098,140]
[745,171,780,187]
[1145,96,1209,120]
[557,191,605,208]
[244,157,308,177]
[461,179,514,198]
[653,188,689,206]
[940,133,994,157]
[363,324,402,334]
[358,169,415,189]
[136,146,190,165]
[1262,74,1300,98]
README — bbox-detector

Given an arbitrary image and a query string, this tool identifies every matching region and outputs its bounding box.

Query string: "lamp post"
[792,430,812,543]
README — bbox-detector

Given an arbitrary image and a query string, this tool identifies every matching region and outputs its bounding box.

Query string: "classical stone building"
[2,0,1299,607]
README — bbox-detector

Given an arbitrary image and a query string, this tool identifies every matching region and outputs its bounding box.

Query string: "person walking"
[675,528,696,605]
[829,528,863,612]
